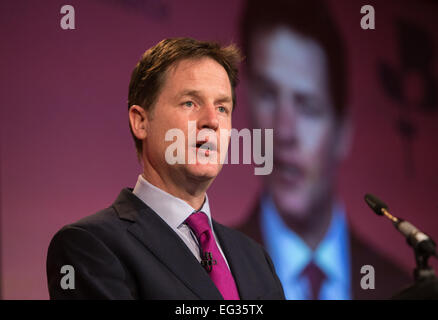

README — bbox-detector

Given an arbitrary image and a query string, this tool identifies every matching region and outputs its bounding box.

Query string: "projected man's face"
[247,27,348,223]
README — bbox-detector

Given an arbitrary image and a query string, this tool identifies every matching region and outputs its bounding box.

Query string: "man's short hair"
[128,38,242,158]
[240,0,348,119]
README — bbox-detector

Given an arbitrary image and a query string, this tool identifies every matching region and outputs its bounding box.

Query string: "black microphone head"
[364,193,388,216]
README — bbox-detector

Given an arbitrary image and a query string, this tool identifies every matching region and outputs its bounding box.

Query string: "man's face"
[247,27,348,221]
[143,57,233,186]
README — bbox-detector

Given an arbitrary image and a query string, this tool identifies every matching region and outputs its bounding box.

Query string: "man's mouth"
[274,159,304,183]
[194,141,217,151]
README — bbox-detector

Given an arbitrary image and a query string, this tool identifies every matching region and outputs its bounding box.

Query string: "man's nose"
[198,104,219,131]
[274,99,298,142]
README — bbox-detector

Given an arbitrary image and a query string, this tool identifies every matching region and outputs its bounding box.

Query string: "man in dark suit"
[46,38,285,300]
[237,0,412,299]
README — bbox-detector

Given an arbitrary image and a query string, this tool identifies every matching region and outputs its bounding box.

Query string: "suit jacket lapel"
[213,220,259,299]
[113,188,223,300]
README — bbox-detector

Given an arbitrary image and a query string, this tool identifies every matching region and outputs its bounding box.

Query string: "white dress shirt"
[261,194,352,300]
[132,174,230,268]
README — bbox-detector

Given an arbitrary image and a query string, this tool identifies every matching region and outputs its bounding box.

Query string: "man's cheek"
[298,122,332,155]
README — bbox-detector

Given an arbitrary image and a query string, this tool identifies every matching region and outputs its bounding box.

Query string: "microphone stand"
[391,224,438,299]
[392,261,438,300]
[413,244,436,282]
[364,194,438,299]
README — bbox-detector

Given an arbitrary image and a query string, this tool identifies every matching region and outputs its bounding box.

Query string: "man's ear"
[129,105,148,140]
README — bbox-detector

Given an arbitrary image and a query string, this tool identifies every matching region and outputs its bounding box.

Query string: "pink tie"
[301,261,326,300]
[185,211,240,300]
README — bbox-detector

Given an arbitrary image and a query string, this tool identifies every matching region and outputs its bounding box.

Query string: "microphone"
[364,193,437,257]
[201,252,217,272]
[364,193,388,216]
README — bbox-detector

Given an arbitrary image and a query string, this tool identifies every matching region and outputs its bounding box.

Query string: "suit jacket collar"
[112,188,223,299]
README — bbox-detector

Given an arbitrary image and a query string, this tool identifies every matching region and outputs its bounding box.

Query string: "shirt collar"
[261,194,350,284]
[132,174,212,231]
[261,194,311,281]
[314,203,350,285]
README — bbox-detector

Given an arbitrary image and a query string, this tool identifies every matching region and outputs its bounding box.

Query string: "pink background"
[1,0,437,299]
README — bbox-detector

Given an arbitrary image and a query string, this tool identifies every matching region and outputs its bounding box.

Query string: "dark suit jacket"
[236,202,413,300]
[46,188,285,300]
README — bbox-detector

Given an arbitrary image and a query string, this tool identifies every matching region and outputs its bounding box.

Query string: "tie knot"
[185,211,211,239]
[301,261,326,300]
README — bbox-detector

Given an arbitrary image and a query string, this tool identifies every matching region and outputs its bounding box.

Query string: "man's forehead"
[163,58,232,98]
[167,57,225,79]
[250,28,328,94]
[251,65,325,96]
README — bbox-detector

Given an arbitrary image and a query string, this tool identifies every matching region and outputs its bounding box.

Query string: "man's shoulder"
[49,206,126,252]
[350,230,410,275]
[52,188,141,239]
[62,206,121,233]
[349,229,413,298]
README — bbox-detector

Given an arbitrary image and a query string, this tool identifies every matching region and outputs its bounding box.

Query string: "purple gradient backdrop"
[1,0,437,299]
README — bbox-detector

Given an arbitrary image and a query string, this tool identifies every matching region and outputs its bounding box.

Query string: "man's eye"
[218,106,227,113]
[183,101,194,107]
[295,94,326,117]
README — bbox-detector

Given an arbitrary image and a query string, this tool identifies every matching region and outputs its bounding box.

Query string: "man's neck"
[279,198,334,251]
[141,169,209,211]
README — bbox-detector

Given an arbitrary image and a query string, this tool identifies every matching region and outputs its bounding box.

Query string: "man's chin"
[272,190,313,222]
[185,164,221,182]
